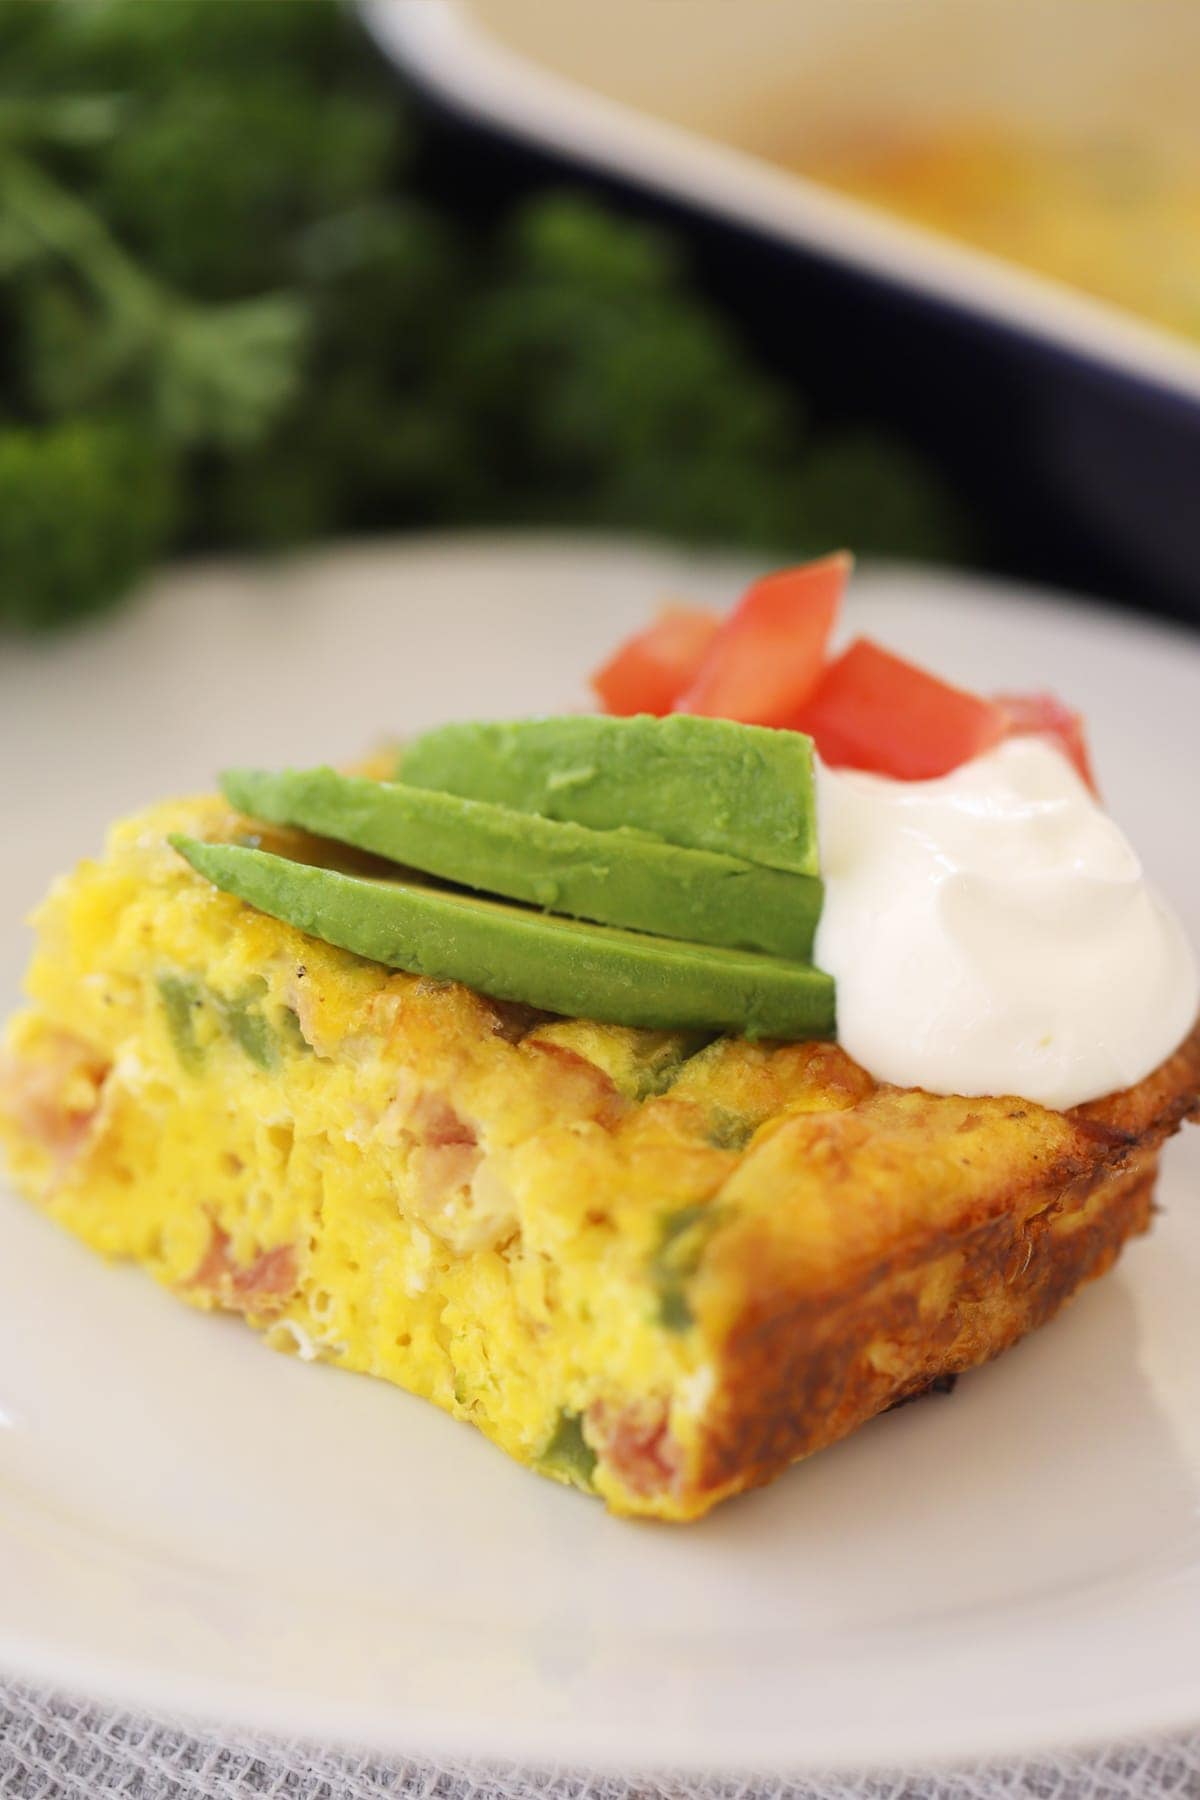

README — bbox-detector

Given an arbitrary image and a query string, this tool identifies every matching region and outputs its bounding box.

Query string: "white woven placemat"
[2,1682,1199,1800]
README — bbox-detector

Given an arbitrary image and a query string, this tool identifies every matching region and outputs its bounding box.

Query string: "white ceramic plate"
[2,535,1200,1774]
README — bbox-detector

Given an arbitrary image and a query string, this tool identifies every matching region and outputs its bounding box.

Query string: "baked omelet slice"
[2,794,1198,1520]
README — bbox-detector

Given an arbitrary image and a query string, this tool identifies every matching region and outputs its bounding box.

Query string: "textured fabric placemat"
[2,1682,1199,1800]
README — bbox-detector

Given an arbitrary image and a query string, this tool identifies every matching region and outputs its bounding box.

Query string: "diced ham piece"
[410,1091,478,1148]
[386,1077,518,1251]
[395,1087,487,1229]
[0,1031,110,1179]
[587,1399,684,1498]
[524,1041,626,1129]
[412,1141,485,1211]
[188,1224,297,1316]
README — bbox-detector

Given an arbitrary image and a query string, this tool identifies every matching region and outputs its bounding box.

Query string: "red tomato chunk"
[591,555,1099,793]
[591,606,720,717]
[995,691,1098,794]
[794,637,1010,780]
[674,553,850,726]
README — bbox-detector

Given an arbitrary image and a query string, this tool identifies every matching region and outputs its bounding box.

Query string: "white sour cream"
[814,736,1198,1109]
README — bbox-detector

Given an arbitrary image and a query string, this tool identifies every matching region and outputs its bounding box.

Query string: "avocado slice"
[400,715,818,877]
[171,836,835,1041]
[221,765,822,962]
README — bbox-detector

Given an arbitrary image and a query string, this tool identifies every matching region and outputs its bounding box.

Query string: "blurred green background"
[0,0,966,634]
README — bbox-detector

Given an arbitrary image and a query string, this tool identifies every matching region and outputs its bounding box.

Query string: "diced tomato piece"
[591,606,720,716]
[995,691,1098,794]
[674,552,851,726]
[794,637,1009,780]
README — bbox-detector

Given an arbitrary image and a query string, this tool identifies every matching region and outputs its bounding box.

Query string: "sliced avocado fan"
[172,837,836,1041]
[221,765,822,962]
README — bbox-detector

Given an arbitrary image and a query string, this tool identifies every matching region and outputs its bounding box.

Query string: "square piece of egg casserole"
[3,794,1199,1520]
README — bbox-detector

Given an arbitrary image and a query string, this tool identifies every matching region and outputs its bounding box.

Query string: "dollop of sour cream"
[814,736,1198,1109]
